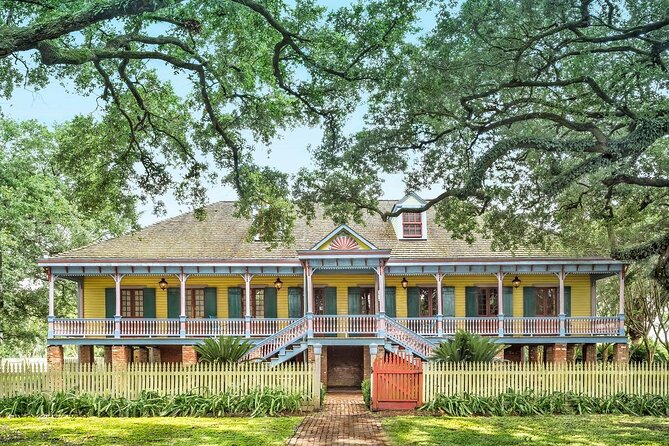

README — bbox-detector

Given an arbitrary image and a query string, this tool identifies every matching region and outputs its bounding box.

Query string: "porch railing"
[313,315,377,334]
[50,315,621,339]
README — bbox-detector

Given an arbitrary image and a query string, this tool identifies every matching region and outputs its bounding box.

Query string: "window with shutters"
[418,287,437,317]
[536,287,558,316]
[121,289,143,318]
[402,212,422,238]
[186,288,205,318]
[477,287,498,317]
[241,288,265,317]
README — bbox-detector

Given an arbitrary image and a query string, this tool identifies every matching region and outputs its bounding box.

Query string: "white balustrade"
[187,319,245,337]
[249,318,296,336]
[566,317,618,336]
[394,318,438,336]
[50,316,622,339]
[312,315,377,334]
[120,318,180,337]
[53,318,114,337]
[503,317,560,336]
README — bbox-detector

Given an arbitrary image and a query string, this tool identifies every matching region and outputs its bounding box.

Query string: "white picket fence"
[423,362,669,401]
[0,362,318,406]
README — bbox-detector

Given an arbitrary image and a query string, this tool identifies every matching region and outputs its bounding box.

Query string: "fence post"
[311,344,322,409]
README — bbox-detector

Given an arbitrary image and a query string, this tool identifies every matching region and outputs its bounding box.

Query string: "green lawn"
[0,416,302,446]
[383,415,669,446]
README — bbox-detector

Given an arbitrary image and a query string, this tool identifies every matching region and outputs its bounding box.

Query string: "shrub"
[0,389,307,418]
[431,330,506,362]
[422,390,669,417]
[194,336,254,364]
[361,379,371,408]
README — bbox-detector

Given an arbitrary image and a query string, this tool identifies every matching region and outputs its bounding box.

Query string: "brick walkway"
[288,391,389,446]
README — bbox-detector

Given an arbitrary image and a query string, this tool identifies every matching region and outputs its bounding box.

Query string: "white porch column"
[77,279,84,318]
[618,267,626,336]
[376,261,386,337]
[305,262,314,338]
[243,269,253,338]
[47,269,56,339]
[558,267,566,336]
[112,270,124,338]
[435,272,444,336]
[496,271,505,336]
[178,269,189,338]
[590,275,597,317]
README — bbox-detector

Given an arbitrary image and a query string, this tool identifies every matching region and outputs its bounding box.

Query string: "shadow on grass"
[0,417,302,446]
[383,415,669,446]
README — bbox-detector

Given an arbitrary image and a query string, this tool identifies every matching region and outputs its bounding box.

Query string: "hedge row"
[422,390,669,417]
[0,389,307,417]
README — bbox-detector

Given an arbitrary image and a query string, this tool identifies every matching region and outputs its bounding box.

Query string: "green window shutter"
[523,287,536,317]
[204,287,217,318]
[105,288,115,318]
[348,287,361,315]
[288,287,303,318]
[385,287,397,317]
[143,288,156,318]
[325,287,337,315]
[167,288,180,318]
[465,287,478,317]
[502,286,513,317]
[264,287,278,318]
[442,286,455,317]
[227,287,242,318]
[564,286,572,317]
[407,287,420,317]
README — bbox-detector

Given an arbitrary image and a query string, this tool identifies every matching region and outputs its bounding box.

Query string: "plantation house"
[40,193,628,387]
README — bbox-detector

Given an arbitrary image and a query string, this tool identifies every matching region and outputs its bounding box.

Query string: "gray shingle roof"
[52,200,573,261]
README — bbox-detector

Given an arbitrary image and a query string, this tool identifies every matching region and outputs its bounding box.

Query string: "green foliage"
[0,0,421,246]
[431,331,506,363]
[0,118,135,355]
[422,390,669,417]
[0,389,306,418]
[194,337,254,364]
[361,378,371,408]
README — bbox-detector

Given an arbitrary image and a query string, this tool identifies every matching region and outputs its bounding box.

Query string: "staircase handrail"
[243,317,308,361]
[383,315,435,360]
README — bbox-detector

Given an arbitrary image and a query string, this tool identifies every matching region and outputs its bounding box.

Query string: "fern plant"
[431,330,506,363]
[194,336,254,364]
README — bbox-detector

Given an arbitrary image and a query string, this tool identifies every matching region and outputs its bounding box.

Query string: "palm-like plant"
[431,330,506,362]
[194,336,254,364]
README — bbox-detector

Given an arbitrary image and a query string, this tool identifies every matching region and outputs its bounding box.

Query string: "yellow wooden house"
[40,193,628,386]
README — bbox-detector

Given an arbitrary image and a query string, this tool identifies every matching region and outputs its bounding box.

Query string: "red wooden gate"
[372,354,423,410]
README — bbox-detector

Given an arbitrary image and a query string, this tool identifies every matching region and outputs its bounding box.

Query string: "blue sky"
[0,2,439,226]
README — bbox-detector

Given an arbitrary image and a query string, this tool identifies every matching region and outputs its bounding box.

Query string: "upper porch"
[43,256,627,344]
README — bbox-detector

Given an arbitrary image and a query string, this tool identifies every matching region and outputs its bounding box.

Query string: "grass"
[0,416,302,446]
[383,415,669,446]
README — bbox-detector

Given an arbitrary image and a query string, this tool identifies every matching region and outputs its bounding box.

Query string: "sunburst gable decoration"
[329,235,359,250]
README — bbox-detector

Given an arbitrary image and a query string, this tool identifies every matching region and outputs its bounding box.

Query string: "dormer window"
[402,212,422,238]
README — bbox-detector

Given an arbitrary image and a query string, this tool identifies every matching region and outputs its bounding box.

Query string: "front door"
[348,287,375,335]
